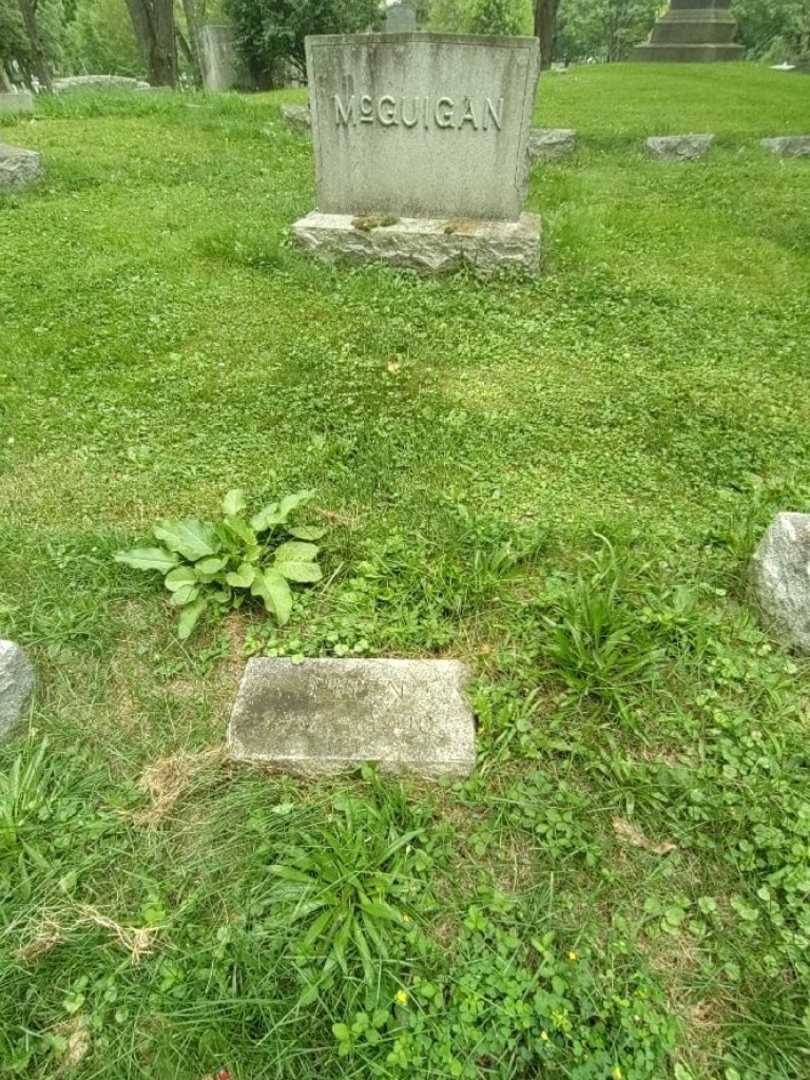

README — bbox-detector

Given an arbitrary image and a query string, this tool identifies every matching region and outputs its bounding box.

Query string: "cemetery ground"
[2,62,810,1080]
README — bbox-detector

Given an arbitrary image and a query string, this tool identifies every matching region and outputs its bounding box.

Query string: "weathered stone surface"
[0,143,44,189]
[53,75,151,94]
[634,0,744,62]
[761,136,810,158]
[0,641,35,742]
[281,103,312,135]
[306,32,540,221]
[0,91,33,114]
[527,128,575,162]
[293,211,541,275]
[752,513,810,653]
[385,1,417,32]
[645,134,714,161]
[229,657,475,778]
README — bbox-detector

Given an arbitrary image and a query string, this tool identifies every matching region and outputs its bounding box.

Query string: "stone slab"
[752,513,810,652]
[0,640,35,742]
[761,136,810,158]
[0,91,33,114]
[0,143,44,189]
[292,210,542,275]
[633,43,744,62]
[645,134,714,161]
[305,32,540,221]
[281,103,312,135]
[52,75,151,94]
[229,657,475,778]
[527,127,575,162]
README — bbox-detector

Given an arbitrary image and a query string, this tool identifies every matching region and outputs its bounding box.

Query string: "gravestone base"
[633,43,744,61]
[0,91,34,114]
[292,211,542,276]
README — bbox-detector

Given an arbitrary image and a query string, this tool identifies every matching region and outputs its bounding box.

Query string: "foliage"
[731,0,810,61]
[556,0,660,61]
[0,0,65,85]
[224,0,380,84]
[64,0,145,78]
[115,490,325,638]
[429,0,532,35]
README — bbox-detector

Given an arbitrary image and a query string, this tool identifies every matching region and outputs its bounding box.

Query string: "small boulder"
[280,104,311,136]
[751,513,810,653]
[0,143,44,189]
[761,136,810,159]
[645,134,714,161]
[0,640,35,742]
[527,128,576,162]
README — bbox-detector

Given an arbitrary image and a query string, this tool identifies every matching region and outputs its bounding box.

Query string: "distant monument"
[385,1,418,33]
[293,32,542,275]
[634,0,744,63]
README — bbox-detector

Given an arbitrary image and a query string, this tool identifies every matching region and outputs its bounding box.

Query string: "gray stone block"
[0,640,35,742]
[281,103,311,135]
[645,134,714,161]
[0,91,33,114]
[292,210,542,275]
[752,513,810,653]
[527,128,576,163]
[305,32,540,222]
[52,75,151,94]
[229,657,475,778]
[0,143,44,189]
[761,136,810,158]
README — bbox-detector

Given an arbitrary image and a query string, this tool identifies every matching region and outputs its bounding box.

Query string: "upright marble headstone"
[634,0,744,63]
[385,1,418,33]
[292,32,542,274]
[199,25,239,92]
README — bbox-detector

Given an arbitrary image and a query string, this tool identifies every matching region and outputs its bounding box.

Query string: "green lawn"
[1,63,810,1079]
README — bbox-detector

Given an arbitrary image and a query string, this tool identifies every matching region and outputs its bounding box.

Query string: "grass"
[1,62,810,1078]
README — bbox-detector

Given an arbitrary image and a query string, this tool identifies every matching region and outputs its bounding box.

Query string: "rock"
[0,91,33,114]
[229,657,475,778]
[0,640,35,742]
[280,103,312,135]
[52,75,151,95]
[293,211,542,276]
[527,128,576,162]
[645,134,715,161]
[760,136,810,158]
[751,513,810,653]
[0,143,44,189]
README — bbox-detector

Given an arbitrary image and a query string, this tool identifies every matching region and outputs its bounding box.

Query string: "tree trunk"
[533,0,560,70]
[15,0,52,92]
[0,64,13,93]
[180,0,203,83]
[125,0,178,87]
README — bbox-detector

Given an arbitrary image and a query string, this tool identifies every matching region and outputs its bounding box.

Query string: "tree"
[533,0,559,68]
[469,0,526,34]
[124,0,177,85]
[429,0,531,34]
[15,0,54,89]
[732,0,810,59]
[225,0,380,86]
[66,0,145,77]
[556,0,659,63]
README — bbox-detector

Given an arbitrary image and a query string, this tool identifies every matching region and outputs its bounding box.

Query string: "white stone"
[281,104,311,135]
[645,134,715,161]
[292,210,541,275]
[761,136,810,159]
[229,657,475,778]
[527,128,575,162]
[752,513,810,653]
[0,143,44,189]
[0,91,33,114]
[52,75,151,94]
[305,32,540,221]
[0,641,35,742]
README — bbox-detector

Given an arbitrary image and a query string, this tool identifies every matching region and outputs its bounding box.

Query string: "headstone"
[281,103,312,135]
[761,136,810,159]
[229,657,475,777]
[752,514,810,653]
[645,134,714,161]
[293,32,542,274]
[634,0,744,63]
[0,91,34,114]
[0,640,35,742]
[52,75,151,94]
[385,1,418,33]
[199,25,239,92]
[0,143,44,189]
[527,128,576,162]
